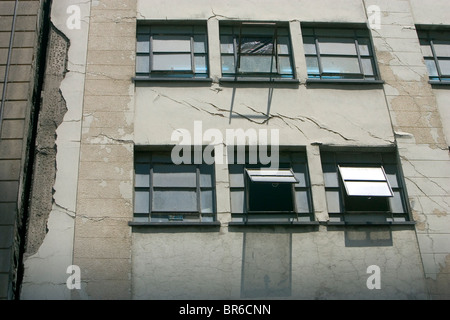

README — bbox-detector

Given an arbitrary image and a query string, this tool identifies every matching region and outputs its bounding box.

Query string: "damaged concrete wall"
[21,0,90,300]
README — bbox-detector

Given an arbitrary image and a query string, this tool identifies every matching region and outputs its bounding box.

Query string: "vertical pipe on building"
[0,0,20,137]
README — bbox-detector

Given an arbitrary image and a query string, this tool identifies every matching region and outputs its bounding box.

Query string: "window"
[229,152,313,223]
[418,29,450,83]
[136,24,209,79]
[321,151,409,224]
[302,26,379,81]
[220,23,295,79]
[134,152,216,223]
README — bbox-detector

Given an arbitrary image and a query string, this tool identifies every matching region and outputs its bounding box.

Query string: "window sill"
[129,221,221,227]
[306,78,385,85]
[133,77,213,83]
[326,221,416,226]
[429,80,450,86]
[219,77,300,84]
[229,221,319,227]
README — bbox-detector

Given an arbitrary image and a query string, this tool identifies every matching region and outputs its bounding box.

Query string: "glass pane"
[153,54,192,71]
[315,28,355,37]
[194,35,206,53]
[240,37,274,54]
[241,27,274,36]
[306,57,319,74]
[136,55,150,73]
[339,167,387,181]
[421,44,433,57]
[433,42,450,57]
[438,59,450,75]
[295,190,310,213]
[194,55,207,73]
[153,164,197,187]
[278,37,290,55]
[426,59,439,77]
[152,35,191,52]
[134,190,149,214]
[229,165,244,188]
[220,36,234,53]
[200,164,214,187]
[318,38,357,55]
[153,190,197,212]
[322,164,339,188]
[221,55,235,74]
[137,34,150,53]
[230,189,245,213]
[344,181,393,197]
[383,165,399,188]
[362,58,375,76]
[239,56,277,73]
[303,37,316,54]
[358,38,371,56]
[135,164,150,188]
[389,191,405,213]
[201,189,214,213]
[292,164,307,187]
[326,190,341,213]
[279,56,293,75]
[321,57,360,74]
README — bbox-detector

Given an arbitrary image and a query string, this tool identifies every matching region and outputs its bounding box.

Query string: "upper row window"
[136,25,209,79]
[302,27,378,81]
[220,23,295,79]
[135,23,450,84]
[418,29,450,83]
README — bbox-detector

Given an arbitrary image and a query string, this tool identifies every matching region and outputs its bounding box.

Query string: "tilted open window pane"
[338,166,393,197]
[246,169,298,183]
[241,37,274,54]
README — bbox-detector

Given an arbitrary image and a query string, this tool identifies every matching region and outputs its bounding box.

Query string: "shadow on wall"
[344,226,393,247]
[241,231,292,298]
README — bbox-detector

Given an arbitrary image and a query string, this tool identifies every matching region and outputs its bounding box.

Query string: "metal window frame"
[136,24,209,78]
[133,153,216,223]
[221,22,295,79]
[419,29,450,81]
[304,26,379,80]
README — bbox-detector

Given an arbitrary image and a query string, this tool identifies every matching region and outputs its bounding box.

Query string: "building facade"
[2,0,449,300]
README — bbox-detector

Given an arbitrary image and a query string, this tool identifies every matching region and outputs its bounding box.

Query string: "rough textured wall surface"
[364,0,450,300]
[25,23,68,257]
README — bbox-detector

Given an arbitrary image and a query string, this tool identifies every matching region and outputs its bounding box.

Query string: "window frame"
[133,151,217,224]
[220,22,296,80]
[418,29,450,84]
[302,25,381,82]
[322,151,411,224]
[229,151,314,224]
[135,23,210,80]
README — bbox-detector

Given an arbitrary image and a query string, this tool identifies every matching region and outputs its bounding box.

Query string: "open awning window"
[245,168,298,184]
[338,166,393,197]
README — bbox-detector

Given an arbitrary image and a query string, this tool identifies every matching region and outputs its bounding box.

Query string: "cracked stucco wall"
[129,0,431,300]
[21,0,90,300]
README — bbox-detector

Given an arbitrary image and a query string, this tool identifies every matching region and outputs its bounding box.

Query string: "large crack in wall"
[25,24,69,256]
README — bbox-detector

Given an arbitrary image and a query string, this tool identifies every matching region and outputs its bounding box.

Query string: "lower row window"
[133,150,410,224]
